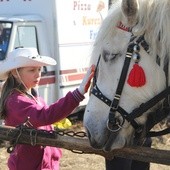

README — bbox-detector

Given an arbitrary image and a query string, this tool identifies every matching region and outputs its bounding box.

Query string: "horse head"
[84,0,170,152]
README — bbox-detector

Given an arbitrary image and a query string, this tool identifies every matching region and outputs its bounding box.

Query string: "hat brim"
[0,55,57,80]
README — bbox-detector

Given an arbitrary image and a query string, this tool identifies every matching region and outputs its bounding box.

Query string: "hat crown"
[7,48,39,60]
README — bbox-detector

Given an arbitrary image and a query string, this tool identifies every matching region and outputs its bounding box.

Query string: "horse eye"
[102,50,119,62]
[110,53,118,61]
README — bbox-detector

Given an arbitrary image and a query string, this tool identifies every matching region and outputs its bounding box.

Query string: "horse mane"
[136,0,170,67]
[91,0,170,70]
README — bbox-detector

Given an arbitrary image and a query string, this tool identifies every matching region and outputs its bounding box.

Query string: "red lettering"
[73,1,91,11]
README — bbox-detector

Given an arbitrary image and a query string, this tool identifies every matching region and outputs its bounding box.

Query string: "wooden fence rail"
[0,125,169,165]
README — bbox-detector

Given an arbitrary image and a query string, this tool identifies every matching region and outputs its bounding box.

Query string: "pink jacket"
[5,89,84,170]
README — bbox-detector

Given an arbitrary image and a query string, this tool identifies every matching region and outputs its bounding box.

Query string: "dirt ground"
[0,147,170,170]
[0,122,170,170]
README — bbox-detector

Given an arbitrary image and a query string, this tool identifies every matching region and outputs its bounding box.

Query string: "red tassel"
[127,64,146,87]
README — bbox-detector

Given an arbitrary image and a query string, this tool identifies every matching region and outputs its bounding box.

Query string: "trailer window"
[14,26,38,49]
[0,22,12,60]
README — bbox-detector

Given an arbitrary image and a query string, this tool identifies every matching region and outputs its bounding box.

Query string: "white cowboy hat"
[0,47,57,80]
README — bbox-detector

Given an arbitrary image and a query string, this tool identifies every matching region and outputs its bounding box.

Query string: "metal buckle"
[107,119,122,132]
[107,115,125,132]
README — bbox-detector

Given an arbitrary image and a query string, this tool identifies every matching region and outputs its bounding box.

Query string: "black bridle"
[91,31,170,138]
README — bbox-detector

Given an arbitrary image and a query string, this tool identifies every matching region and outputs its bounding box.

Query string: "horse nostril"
[85,127,104,149]
[86,128,91,139]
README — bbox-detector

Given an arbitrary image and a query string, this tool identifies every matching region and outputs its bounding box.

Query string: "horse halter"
[91,23,170,137]
[92,34,148,132]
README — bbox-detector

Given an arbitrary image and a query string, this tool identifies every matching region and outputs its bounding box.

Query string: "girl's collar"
[14,88,40,104]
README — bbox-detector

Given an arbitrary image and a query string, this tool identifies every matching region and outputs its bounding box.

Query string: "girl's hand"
[78,65,95,95]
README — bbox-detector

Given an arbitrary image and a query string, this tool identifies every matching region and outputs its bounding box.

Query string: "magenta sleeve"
[5,89,85,127]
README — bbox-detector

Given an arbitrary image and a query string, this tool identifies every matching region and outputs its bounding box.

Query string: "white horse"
[84,0,170,152]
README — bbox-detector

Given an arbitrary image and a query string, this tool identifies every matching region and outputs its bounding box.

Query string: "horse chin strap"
[91,34,170,139]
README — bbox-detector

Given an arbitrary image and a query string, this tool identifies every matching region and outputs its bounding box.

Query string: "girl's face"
[17,66,41,90]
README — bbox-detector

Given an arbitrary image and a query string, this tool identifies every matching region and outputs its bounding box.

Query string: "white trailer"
[0,0,108,113]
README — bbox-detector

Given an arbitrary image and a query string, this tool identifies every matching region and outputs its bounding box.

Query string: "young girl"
[0,47,95,170]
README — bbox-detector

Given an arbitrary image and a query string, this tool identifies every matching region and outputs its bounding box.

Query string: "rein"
[91,23,170,138]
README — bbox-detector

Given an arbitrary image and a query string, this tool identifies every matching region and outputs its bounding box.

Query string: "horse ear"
[121,0,139,26]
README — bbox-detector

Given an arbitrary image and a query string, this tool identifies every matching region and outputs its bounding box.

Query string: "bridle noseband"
[91,24,170,138]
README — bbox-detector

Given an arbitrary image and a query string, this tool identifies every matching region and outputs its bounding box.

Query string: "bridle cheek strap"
[107,50,133,132]
[106,36,146,132]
